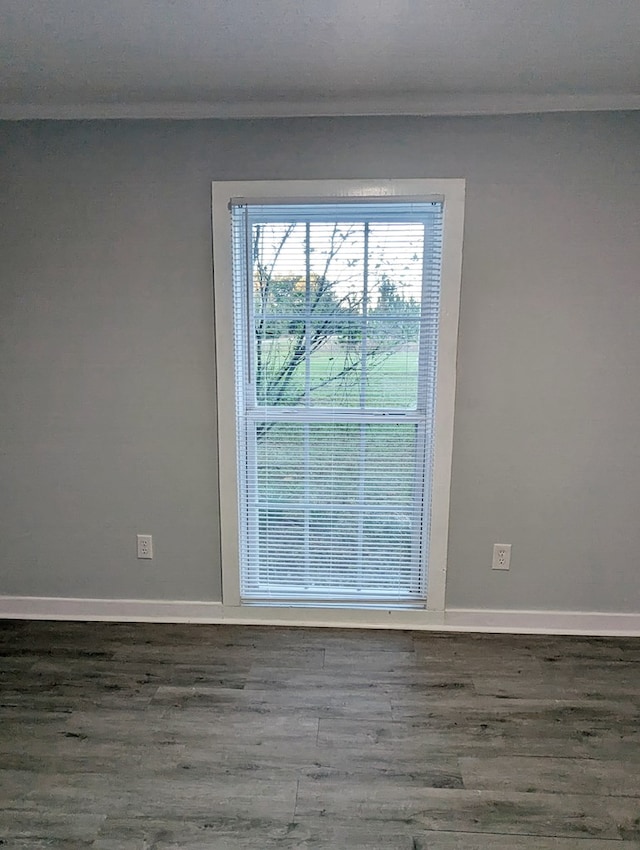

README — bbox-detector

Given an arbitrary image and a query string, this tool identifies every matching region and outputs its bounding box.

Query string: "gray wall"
[1,114,639,611]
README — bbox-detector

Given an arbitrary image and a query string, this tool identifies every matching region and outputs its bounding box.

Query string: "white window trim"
[212,179,465,618]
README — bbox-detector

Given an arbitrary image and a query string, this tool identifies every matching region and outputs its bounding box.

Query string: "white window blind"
[230,199,444,607]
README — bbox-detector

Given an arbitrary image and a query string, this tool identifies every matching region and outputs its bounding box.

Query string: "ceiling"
[1,0,639,119]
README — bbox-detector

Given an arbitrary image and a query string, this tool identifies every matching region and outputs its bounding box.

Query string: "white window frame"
[212,179,465,618]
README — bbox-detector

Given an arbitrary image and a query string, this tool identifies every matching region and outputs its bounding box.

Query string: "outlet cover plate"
[492,543,511,570]
[137,534,153,559]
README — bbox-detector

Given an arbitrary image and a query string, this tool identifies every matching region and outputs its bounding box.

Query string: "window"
[213,180,464,613]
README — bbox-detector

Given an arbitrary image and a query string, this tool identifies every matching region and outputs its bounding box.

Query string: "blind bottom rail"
[240,595,427,610]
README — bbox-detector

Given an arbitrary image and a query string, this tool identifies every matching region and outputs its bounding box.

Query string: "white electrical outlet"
[137,534,153,559]
[492,543,511,570]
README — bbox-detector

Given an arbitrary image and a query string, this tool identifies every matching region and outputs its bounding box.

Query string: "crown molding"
[0,92,639,120]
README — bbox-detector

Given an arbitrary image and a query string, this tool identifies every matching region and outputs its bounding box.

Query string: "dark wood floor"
[1,620,639,849]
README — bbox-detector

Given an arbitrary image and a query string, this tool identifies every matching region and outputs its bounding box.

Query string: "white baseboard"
[1,595,640,635]
[0,596,226,623]
[444,608,640,636]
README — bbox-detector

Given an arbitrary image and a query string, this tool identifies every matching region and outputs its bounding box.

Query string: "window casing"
[212,180,465,614]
